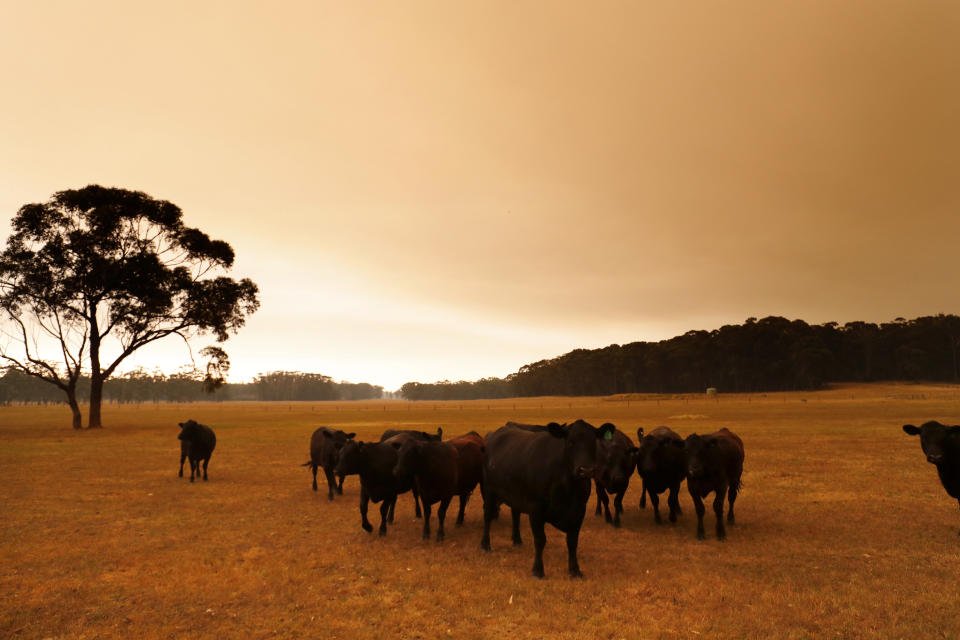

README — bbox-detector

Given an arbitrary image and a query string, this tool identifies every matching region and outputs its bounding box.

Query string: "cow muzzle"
[927,454,944,464]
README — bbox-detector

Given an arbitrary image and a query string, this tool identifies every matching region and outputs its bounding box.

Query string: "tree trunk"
[88,372,104,429]
[67,391,83,430]
[88,303,104,428]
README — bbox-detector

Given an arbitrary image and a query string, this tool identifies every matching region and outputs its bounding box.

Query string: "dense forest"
[399,315,960,400]
[0,369,383,405]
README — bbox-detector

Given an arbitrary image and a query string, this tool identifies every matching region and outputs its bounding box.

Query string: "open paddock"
[2,383,960,638]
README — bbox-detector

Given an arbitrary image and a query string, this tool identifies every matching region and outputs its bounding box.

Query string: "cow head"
[594,423,637,486]
[177,419,201,441]
[392,439,421,479]
[638,430,685,476]
[321,429,356,466]
[334,440,365,476]
[552,419,612,479]
[903,421,960,465]
[684,433,718,479]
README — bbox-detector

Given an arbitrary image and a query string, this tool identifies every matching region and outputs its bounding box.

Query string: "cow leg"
[189,459,197,483]
[529,511,547,579]
[413,486,423,519]
[691,489,706,540]
[639,478,647,509]
[179,453,186,478]
[668,483,682,523]
[324,467,337,501]
[649,490,662,525]
[311,464,318,492]
[594,479,603,516]
[360,486,373,533]
[379,499,391,536]
[456,493,468,526]
[437,497,451,542]
[337,474,345,495]
[202,458,209,481]
[713,486,727,541]
[481,494,497,551]
[566,526,583,578]
[387,498,396,524]
[511,507,523,546]
[727,482,738,525]
[422,502,432,540]
[597,485,612,524]
[613,490,625,528]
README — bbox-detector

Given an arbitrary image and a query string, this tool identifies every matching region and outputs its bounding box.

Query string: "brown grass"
[2,382,960,639]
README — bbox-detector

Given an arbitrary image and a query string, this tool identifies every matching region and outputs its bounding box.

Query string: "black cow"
[302,427,356,500]
[334,439,418,536]
[592,424,638,527]
[481,419,614,578]
[685,428,744,540]
[392,439,459,541]
[636,426,686,525]
[378,428,441,521]
[178,420,216,483]
[903,421,960,535]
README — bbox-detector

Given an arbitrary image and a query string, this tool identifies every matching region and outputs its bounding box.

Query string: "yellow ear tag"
[604,431,613,441]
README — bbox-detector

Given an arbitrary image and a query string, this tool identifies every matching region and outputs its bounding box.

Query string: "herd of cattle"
[175,417,960,578]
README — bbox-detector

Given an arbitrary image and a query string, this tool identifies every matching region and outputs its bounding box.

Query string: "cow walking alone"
[178,420,216,483]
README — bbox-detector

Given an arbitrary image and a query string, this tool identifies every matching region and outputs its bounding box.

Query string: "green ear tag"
[604,431,613,441]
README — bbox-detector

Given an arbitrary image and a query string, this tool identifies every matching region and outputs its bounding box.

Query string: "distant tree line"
[0,368,382,405]
[399,315,960,400]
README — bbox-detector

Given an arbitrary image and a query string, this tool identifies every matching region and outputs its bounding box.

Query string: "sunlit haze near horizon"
[2,1,958,391]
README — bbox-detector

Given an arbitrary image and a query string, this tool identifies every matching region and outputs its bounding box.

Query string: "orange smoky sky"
[1,1,958,390]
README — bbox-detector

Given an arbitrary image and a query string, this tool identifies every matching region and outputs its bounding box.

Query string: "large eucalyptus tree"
[0,185,259,428]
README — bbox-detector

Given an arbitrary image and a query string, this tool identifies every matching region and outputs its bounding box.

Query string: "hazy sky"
[2,1,958,390]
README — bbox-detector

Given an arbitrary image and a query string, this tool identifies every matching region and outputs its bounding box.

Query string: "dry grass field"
[3,383,960,639]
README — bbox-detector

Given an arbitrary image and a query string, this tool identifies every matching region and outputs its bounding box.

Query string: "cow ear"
[547,423,567,438]
[322,430,333,439]
[902,424,921,436]
[178,422,185,429]
[346,432,356,440]
[597,422,615,441]
[436,427,443,438]
[636,427,644,441]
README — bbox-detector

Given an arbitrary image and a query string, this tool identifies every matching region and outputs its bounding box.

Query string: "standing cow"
[593,424,638,528]
[446,431,485,526]
[378,428,442,521]
[334,439,418,536]
[303,427,356,500]
[481,420,614,578]
[636,426,686,525]
[178,420,216,483]
[392,439,459,541]
[685,428,744,540]
[903,421,960,535]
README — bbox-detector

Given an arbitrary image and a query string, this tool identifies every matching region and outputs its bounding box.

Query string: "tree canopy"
[0,185,260,427]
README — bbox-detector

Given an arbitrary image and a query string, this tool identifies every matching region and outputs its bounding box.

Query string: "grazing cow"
[446,431,485,525]
[334,439,418,536]
[392,439,459,541]
[636,426,686,525]
[481,419,614,578]
[178,420,216,483]
[903,421,960,535]
[592,424,638,527]
[378,428,441,521]
[685,428,744,540]
[302,427,356,500]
